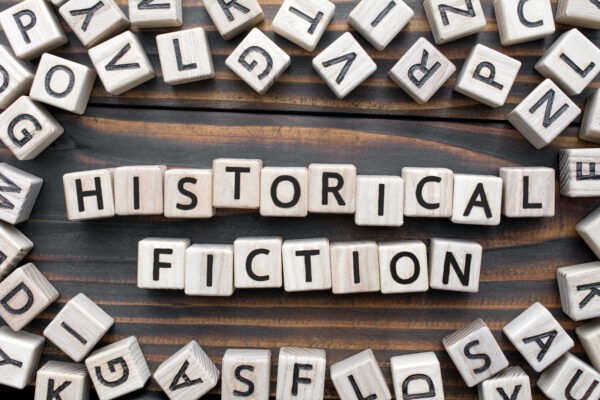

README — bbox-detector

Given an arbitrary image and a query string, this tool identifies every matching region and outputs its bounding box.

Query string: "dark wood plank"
[0,106,598,398]
[0,0,598,120]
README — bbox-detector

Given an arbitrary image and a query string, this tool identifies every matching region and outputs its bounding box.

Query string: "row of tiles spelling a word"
[137,237,483,295]
[61,161,559,225]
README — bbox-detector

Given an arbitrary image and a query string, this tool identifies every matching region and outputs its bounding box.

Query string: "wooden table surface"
[1,0,600,398]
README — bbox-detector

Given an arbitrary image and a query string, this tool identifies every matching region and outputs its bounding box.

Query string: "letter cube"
[113,165,166,215]
[272,0,335,51]
[63,168,115,221]
[88,31,155,96]
[378,241,428,294]
[221,349,271,400]
[0,45,33,110]
[348,0,413,51]
[560,148,600,197]
[493,0,555,46]
[157,28,214,86]
[390,352,444,400]
[260,167,308,217]
[212,158,262,209]
[0,262,58,331]
[59,0,129,47]
[454,44,521,108]
[0,0,68,59]
[85,336,150,400]
[330,349,391,400]
[0,221,33,280]
[137,238,190,290]
[537,353,600,399]
[154,341,220,400]
[557,261,600,321]
[402,167,453,218]
[577,206,600,260]
[164,168,214,218]
[0,326,44,389]
[355,175,404,227]
[0,96,64,161]
[477,366,531,400]
[226,29,290,94]
[389,37,455,104]
[423,0,486,44]
[581,89,600,144]
[443,319,508,387]
[499,167,555,217]
[451,174,503,226]
[185,244,234,296]
[535,29,600,96]
[282,238,331,292]
[429,238,482,293]
[307,164,356,214]
[276,347,326,400]
[503,302,574,372]
[203,0,264,40]
[29,53,96,115]
[43,293,114,362]
[233,237,283,289]
[0,163,43,224]
[128,0,182,28]
[508,79,580,149]
[34,361,90,400]
[576,319,600,371]
[330,241,380,294]
[312,32,376,99]
[556,0,600,29]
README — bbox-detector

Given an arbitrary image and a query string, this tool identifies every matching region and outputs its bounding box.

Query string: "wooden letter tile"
[429,238,482,293]
[0,96,64,161]
[85,336,150,400]
[580,89,600,144]
[556,0,600,29]
[0,45,33,110]
[312,32,376,99]
[63,168,115,221]
[0,221,33,280]
[378,241,428,294]
[164,168,214,218]
[578,207,600,259]
[500,167,555,218]
[477,366,531,400]
[454,44,521,108]
[260,167,308,217]
[0,262,58,331]
[226,28,290,94]
[0,0,68,60]
[355,175,404,227]
[114,165,166,215]
[451,174,503,226]
[307,164,356,214]
[535,29,600,96]
[137,237,190,290]
[34,361,90,400]
[576,319,600,371]
[221,349,271,400]
[154,340,220,400]
[128,0,182,28]
[423,0,486,44]
[503,302,574,372]
[443,319,508,387]
[330,349,391,400]
[560,148,600,197]
[493,0,555,46]
[389,37,456,104]
[43,293,114,362]
[212,158,262,209]
[0,326,44,389]
[402,167,453,218]
[282,238,331,292]
[557,261,600,321]
[203,0,264,40]
[29,53,96,115]
[157,28,214,86]
[59,0,129,47]
[234,237,283,289]
[276,347,326,400]
[185,244,234,296]
[508,79,580,149]
[88,31,155,96]
[330,241,380,294]
[390,352,444,400]
[348,0,413,51]
[537,353,600,399]
[272,0,335,51]
[0,163,42,224]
